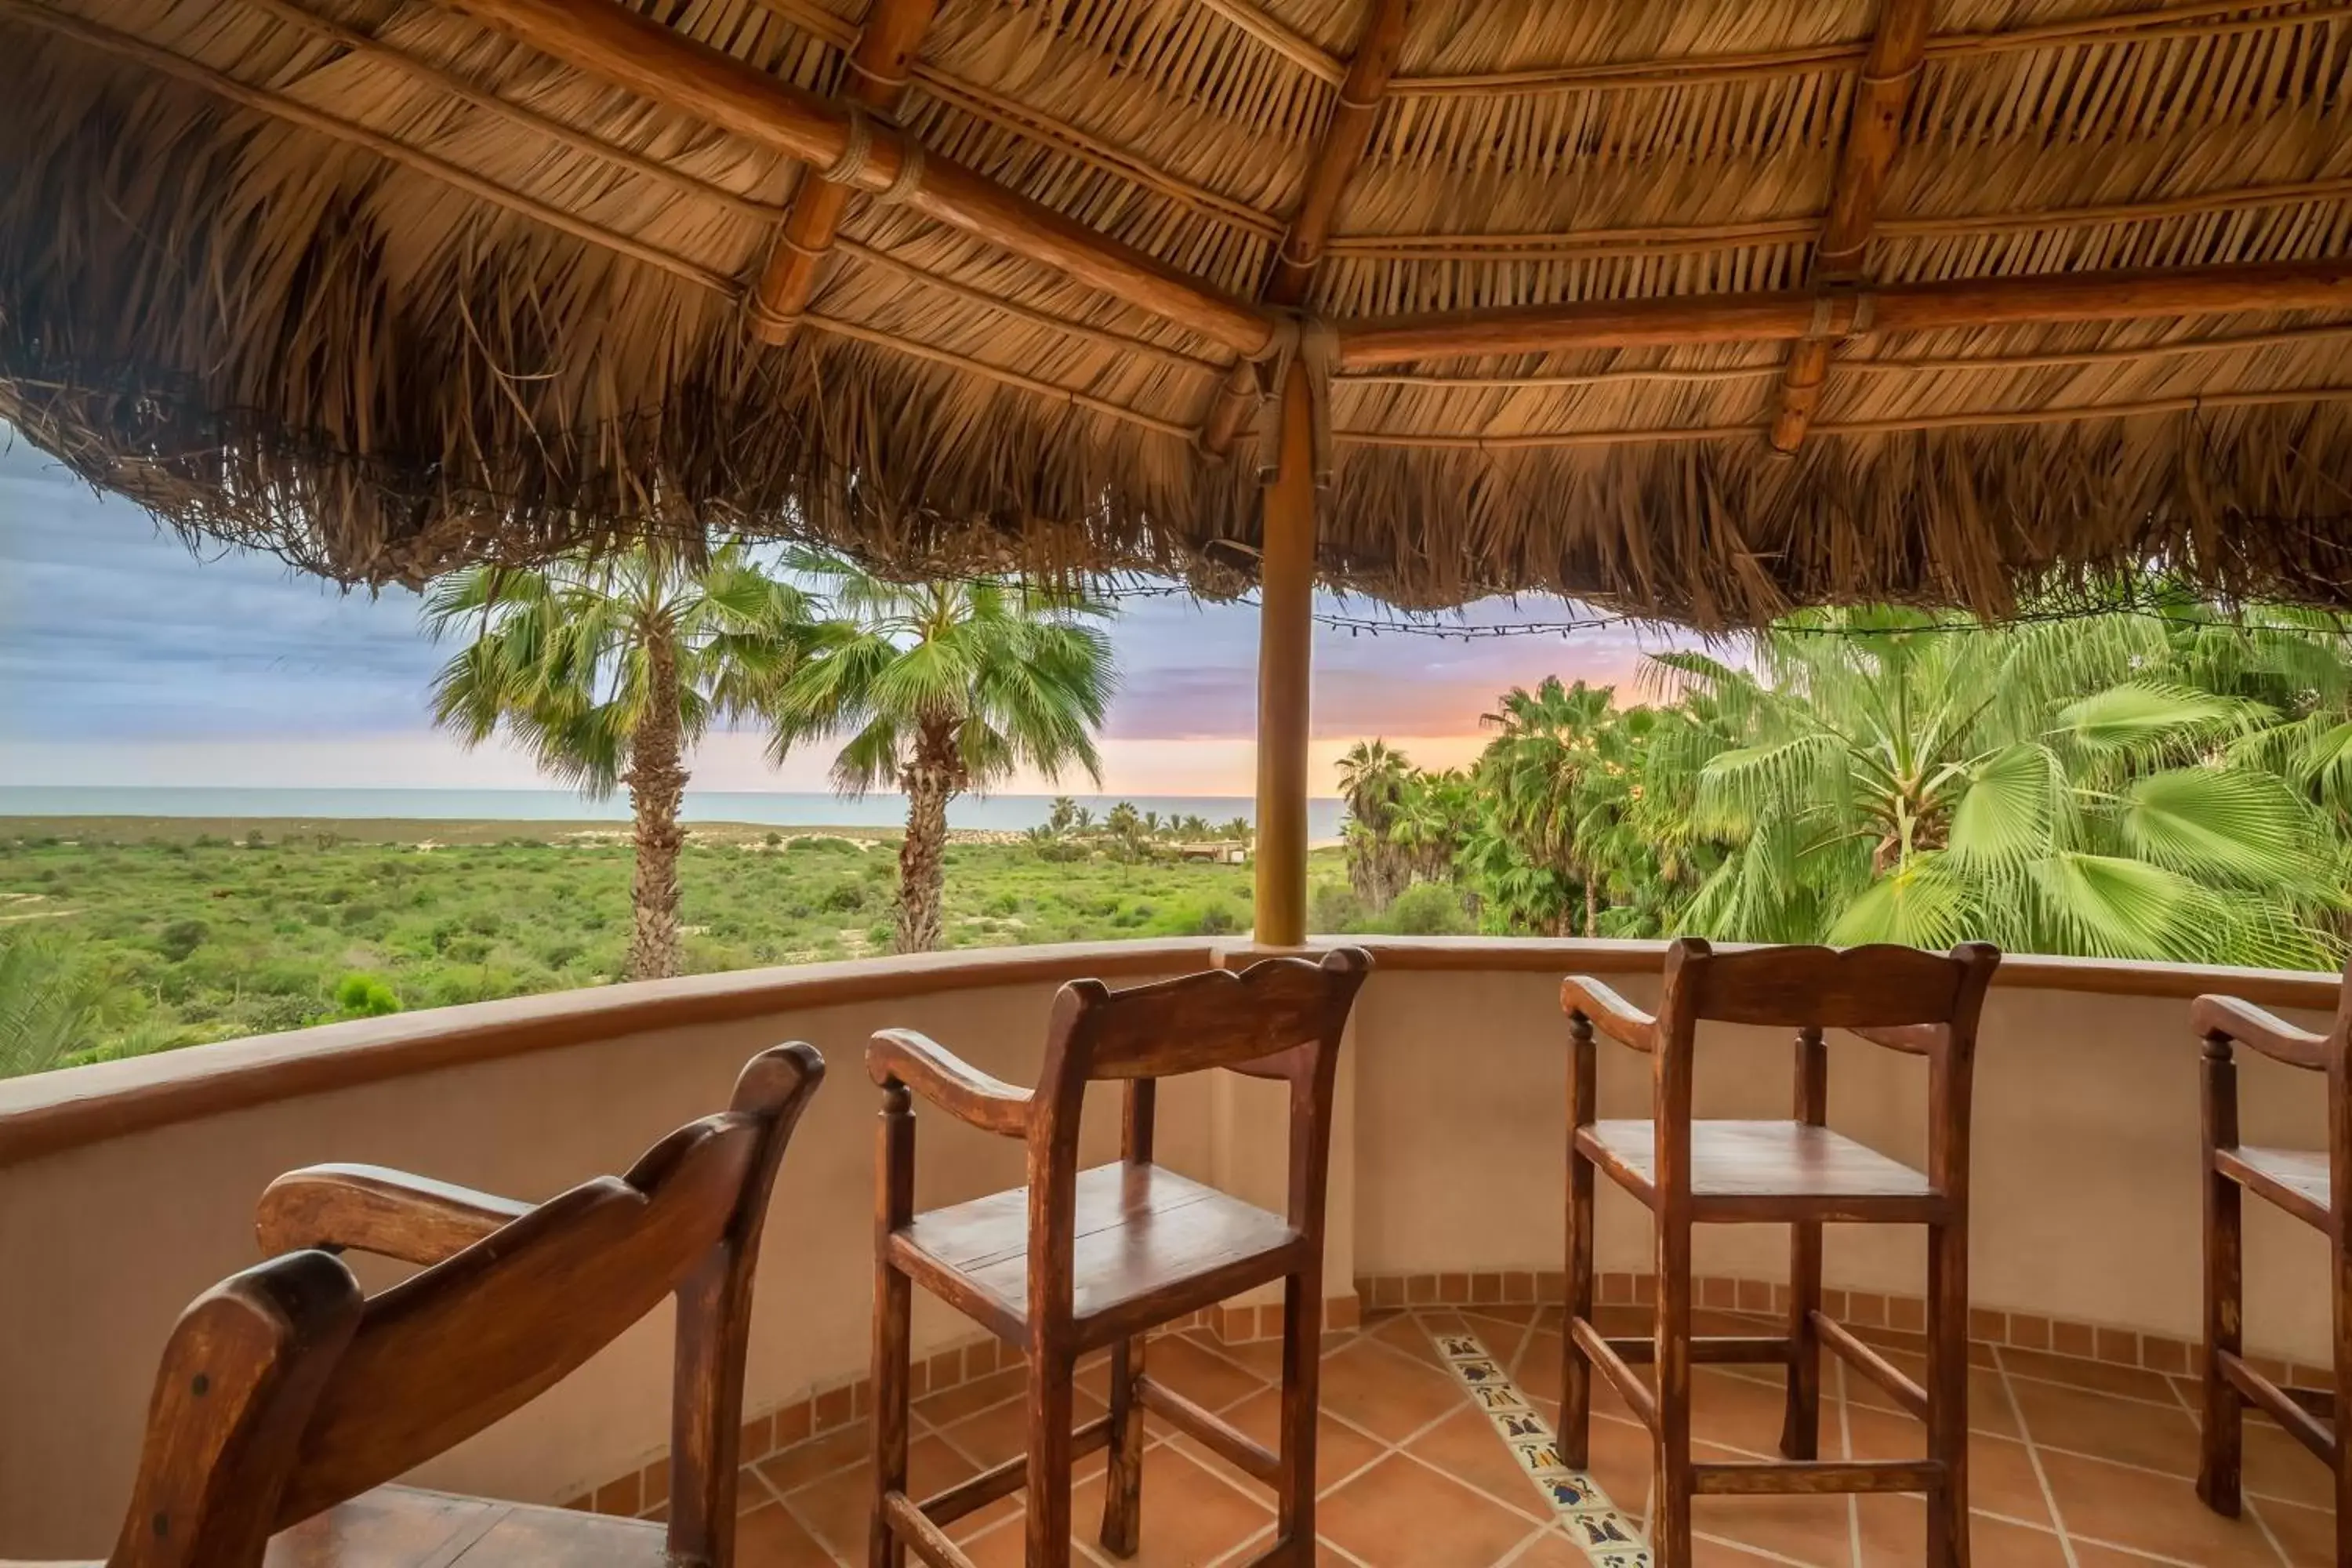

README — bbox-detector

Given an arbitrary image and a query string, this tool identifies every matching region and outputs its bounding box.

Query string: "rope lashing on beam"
[821,106,925,205]
[1249,311,1340,488]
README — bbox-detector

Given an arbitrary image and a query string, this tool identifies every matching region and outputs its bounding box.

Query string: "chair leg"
[1276,1270,1323,1563]
[2198,1171,2244,1516]
[2332,1231,2350,1564]
[1025,1345,1076,1568]
[1654,1219,1694,1568]
[1563,1137,1595,1468]
[869,1259,910,1568]
[1926,1220,1969,1568]
[1098,1335,1145,1556]
[1779,1218,1821,1461]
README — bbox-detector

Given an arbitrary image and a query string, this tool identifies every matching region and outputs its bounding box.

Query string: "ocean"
[0,786,1348,839]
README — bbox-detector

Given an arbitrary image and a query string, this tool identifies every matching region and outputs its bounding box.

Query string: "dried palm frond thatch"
[0,0,2348,626]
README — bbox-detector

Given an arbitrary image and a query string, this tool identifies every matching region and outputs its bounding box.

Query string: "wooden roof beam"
[1200,0,1411,456]
[439,0,1278,358]
[1335,259,2352,368]
[746,0,939,343]
[1770,0,1934,453]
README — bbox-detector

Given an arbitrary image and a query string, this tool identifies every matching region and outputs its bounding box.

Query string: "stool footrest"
[1692,1459,1944,1497]
[2216,1348,2337,1462]
[1138,1374,1280,1482]
[1814,1310,1928,1418]
[912,1414,1112,1527]
[1570,1316,1658,1432]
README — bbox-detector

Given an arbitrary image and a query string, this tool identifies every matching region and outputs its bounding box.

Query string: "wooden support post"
[746,0,939,343]
[1202,0,1410,453]
[1769,0,1933,452]
[1252,361,1315,948]
[439,0,1276,358]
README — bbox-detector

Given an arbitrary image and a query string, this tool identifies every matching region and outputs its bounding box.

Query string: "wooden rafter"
[441,0,1279,358]
[1769,0,1933,453]
[746,0,938,343]
[1200,0,1411,456]
[1335,260,2352,368]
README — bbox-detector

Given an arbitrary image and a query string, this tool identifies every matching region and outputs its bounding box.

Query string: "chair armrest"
[868,1029,1033,1137]
[1560,976,1657,1053]
[256,1163,533,1266]
[2191,994,2335,1070]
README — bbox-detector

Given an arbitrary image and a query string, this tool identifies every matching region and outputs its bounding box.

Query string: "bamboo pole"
[439,0,1277,358]
[1770,0,1932,452]
[1253,360,1316,948]
[1202,0,1411,455]
[746,0,939,342]
[1336,259,2352,368]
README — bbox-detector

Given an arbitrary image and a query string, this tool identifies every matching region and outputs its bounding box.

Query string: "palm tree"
[1475,679,1617,935]
[1657,605,2350,964]
[1336,739,1414,906]
[764,560,1115,953]
[424,542,811,982]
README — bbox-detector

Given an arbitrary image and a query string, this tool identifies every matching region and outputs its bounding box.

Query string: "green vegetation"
[0,818,1348,1073]
[1337,594,2352,967]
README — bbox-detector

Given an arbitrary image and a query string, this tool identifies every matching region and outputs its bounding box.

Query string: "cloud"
[0,425,1705,790]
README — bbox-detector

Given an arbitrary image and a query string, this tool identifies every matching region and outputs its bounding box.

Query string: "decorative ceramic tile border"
[561,1296,1359,1516]
[1428,1326,1651,1567]
[1357,1270,2333,1392]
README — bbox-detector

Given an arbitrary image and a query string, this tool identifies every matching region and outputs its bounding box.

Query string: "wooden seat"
[265,1486,668,1567]
[2215,1143,2333,1231]
[866,949,1371,1568]
[1562,939,1998,1568]
[1578,1120,1944,1222]
[28,1044,824,1568]
[2190,979,2350,1558]
[896,1163,1305,1348]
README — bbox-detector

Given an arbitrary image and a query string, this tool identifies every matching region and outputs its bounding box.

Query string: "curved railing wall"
[0,938,2337,1555]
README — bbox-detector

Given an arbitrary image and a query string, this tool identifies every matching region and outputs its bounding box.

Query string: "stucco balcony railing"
[0,938,2339,1566]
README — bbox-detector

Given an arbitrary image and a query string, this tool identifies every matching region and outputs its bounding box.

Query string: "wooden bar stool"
[1560,939,2000,1568]
[866,949,1370,1568]
[2192,975,2350,1555]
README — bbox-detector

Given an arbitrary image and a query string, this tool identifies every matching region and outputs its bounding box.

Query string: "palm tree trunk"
[624,630,688,982]
[1584,881,1599,938]
[895,727,956,953]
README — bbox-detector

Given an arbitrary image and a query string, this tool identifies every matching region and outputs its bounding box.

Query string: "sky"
[0,429,1701,798]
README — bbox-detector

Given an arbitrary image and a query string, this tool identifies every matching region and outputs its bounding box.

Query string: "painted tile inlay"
[1428,1327,1653,1568]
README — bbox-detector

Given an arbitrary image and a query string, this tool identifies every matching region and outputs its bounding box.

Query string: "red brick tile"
[771,1399,812,1454]
[2092,1327,2140,1367]
[739,1411,773,1465]
[2050,1319,2096,1361]
[814,1384,853,1433]
[593,1472,639,1516]
[1319,1453,1541,1568]
[1889,1294,1926,1334]
[1968,1308,2005,1345]
[1407,1274,1439,1305]
[2007,1313,2051,1352]
[733,1498,834,1567]
[1439,1272,1470,1304]
[1847,1290,1888,1327]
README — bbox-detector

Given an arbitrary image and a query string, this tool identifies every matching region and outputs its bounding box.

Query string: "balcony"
[0,938,2338,1567]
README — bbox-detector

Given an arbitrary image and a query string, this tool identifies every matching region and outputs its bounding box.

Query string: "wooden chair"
[2192,975,2350,1553]
[864,949,1371,1568]
[41,1043,823,1568]
[1561,939,1999,1568]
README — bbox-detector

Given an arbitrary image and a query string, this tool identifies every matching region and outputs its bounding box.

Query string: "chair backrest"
[1023,949,1371,1266]
[1651,938,2000,1194]
[103,1043,824,1568]
[1661,939,1990,1033]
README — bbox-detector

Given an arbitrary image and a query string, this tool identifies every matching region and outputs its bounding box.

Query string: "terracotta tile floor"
[728,1305,2336,1567]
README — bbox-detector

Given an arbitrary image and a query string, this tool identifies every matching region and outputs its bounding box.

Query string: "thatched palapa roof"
[2,0,2350,624]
